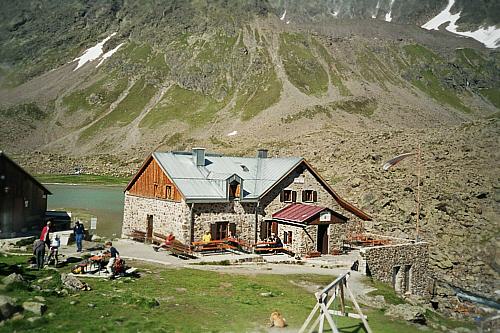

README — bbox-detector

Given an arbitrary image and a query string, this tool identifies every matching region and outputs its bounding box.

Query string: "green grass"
[454,48,486,73]
[366,279,406,306]
[1,254,474,332]
[356,47,401,88]
[35,174,129,185]
[139,85,222,128]
[279,32,329,96]
[282,98,377,123]
[312,37,350,96]
[80,77,157,140]
[479,87,500,108]
[1,103,46,121]
[403,44,442,64]
[412,70,471,113]
[61,76,128,119]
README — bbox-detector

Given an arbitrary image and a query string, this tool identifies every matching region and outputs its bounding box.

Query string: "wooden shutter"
[313,191,318,202]
[280,191,284,202]
[235,185,240,198]
[302,191,306,202]
[288,231,293,244]
[229,223,236,237]
[292,191,297,202]
[283,231,288,244]
[271,222,278,234]
[210,223,217,240]
[260,221,266,240]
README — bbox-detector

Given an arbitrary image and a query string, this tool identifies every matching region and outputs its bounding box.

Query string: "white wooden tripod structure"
[299,272,372,333]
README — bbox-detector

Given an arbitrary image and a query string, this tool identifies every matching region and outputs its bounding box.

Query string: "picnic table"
[192,239,238,253]
[254,241,294,256]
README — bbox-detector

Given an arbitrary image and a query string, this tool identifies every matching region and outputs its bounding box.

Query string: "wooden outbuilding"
[0,151,51,238]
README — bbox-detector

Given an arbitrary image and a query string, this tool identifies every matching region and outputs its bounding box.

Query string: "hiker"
[33,239,46,270]
[46,234,61,266]
[73,220,85,252]
[104,241,120,275]
[274,234,283,248]
[202,231,212,243]
[153,233,175,252]
[40,220,52,247]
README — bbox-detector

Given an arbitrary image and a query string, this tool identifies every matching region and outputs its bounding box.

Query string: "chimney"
[257,149,268,159]
[192,148,206,167]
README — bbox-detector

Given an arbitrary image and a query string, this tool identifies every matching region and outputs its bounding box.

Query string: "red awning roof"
[272,203,328,223]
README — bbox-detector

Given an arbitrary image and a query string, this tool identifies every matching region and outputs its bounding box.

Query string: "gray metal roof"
[153,152,302,202]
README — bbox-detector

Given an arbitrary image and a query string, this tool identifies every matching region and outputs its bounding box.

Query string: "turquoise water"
[45,184,124,237]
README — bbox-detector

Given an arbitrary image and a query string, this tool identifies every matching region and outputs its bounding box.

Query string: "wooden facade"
[128,157,183,202]
[0,152,51,238]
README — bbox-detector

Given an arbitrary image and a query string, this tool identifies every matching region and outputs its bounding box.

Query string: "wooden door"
[146,215,154,243]
[317,225,329,254]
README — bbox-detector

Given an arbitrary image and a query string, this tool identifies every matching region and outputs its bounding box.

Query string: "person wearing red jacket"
[40,221,52,247]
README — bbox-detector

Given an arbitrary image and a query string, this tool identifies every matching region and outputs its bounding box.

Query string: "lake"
[45,184,124,238]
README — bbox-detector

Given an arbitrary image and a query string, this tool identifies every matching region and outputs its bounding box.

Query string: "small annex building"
[122,148,371,255]
[0,151,51,238]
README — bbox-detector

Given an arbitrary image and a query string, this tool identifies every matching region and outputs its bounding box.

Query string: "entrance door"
[146,215,154,243]
[317,225,329,254]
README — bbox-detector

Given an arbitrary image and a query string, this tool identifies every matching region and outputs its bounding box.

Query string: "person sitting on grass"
[104,241,120,275]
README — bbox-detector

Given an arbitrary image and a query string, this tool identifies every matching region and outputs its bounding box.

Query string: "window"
[259,221,277,240]
[229,181,241,200]
[212,222,232,240]
[302,190,317,202]
[165,185,173,200]
[283,231,292,245]
[280,189,297,203]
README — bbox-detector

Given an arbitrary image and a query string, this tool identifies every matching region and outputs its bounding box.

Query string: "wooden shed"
[0,151,51,238]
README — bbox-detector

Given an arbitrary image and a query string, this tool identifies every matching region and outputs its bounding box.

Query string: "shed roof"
[272,203,328,223]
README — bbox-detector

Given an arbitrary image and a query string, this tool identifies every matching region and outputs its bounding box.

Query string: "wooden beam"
[329,310,367,320]
[345,282,373,333]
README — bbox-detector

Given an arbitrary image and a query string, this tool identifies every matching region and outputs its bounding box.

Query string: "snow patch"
[280,10,286,21]
[330,10,338,18]
[227,131,238,137]
[96,42,125,68]
[385,0,395,22]
[422,0,500,49]
[372,1,380,18]
[72,33,117,71]
[286,20,290,25]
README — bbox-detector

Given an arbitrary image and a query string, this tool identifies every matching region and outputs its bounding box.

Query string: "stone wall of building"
[259,165,361,254]
[361,242,429,296]
[122,193,191,244]
[192,202,257,243]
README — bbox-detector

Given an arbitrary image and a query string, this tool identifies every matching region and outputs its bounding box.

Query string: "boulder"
[385,304,427,325]
[22,301,46,316]
[61,274,91,291]
[0,295,18,321]
[2,273,26,287]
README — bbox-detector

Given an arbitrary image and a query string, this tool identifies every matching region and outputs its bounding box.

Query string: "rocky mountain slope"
[0,0,499,314]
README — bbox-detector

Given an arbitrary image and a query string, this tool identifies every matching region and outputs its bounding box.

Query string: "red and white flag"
[383,152,416,171]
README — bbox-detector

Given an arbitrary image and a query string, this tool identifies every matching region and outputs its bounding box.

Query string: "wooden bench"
[126,229,146,242]
[163,240,197,260]
[254,246,294,256]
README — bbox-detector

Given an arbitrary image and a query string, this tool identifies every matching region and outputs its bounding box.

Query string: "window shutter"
[288,231,293,244]
[302,191,306,202]
[210,223,217,240]
[260,221,266,240]
[292,191,297,202]
[283,231,287,244]
[229,223,236,237]
[272,222,278,234]
[280,191,284,202]
[313,191,318,202]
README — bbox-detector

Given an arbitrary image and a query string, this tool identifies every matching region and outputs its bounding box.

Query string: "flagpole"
[415,143,421,241]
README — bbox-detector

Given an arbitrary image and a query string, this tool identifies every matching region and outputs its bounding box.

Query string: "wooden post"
[345,283,373,333]
[416,142,421,241]
[339,282,346,315]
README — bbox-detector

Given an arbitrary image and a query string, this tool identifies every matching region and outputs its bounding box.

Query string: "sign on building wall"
[294,176,305,184]
[90,217,97,230]
[320,211,331,222]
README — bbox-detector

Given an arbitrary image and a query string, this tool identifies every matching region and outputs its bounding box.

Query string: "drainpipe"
[254,200,260,243]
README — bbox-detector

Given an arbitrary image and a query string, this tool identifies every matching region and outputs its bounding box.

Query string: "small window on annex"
[302,190,317,202]
[280,189,297,203]
[283,231,293,245]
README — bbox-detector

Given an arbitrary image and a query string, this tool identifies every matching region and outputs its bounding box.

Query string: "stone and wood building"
[122,148,371,256]
[0,151,51,238]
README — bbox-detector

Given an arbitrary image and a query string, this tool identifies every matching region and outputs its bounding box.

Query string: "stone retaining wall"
[361,242,429,296]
